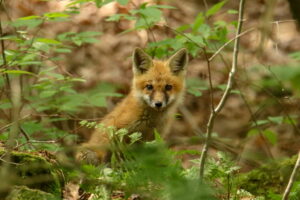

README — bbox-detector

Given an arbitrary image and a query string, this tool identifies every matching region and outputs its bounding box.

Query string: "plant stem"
[282,151,300,200]
[199,0,246,180]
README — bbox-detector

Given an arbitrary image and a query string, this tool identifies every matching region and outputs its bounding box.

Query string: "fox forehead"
[134,60,185,90]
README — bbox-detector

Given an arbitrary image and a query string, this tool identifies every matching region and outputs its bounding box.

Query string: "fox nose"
[155,102,163,108]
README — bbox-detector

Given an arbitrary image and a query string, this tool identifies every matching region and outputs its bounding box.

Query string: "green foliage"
[0,3,118,153]
[239,155,299,198]
[186,77,208,97]
[123,144,215,200]
[247,114,297,145]
[6,186,57,200]
[76,127,216,199]
[0,150,62,197]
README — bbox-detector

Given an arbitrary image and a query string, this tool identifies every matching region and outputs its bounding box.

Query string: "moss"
[5,186,57,200]
[0,149,61,198]
[239,156,298,196]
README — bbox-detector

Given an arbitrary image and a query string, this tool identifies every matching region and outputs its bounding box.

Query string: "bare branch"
[209,27,254,62]
[282,151,300,200]
[199,0,246,180]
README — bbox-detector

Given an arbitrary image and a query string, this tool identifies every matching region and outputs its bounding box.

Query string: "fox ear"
[168,48,188,74]
[132,48,152,74]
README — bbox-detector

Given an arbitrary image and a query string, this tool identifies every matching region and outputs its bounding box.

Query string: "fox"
[78,47,189,164]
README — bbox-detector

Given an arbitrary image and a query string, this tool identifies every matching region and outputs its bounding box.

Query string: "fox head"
[132,48,189,111]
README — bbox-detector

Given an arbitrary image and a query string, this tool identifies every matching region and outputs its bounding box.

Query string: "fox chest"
[126,112,167,140]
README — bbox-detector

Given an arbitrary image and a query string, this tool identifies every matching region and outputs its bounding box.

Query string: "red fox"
[78,48,189,163]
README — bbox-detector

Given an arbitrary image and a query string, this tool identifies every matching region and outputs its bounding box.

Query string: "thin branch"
[14,139,58,150]
[282,151,300,200]
[216,56,274,161]
[20,127,36,150]
[202,47,215,112]
[209,27,254,61]
[209,19,295,62]
[199,0,246,180]
[0,21,7,67]
[235,84,274,160]
[0,19,11,101]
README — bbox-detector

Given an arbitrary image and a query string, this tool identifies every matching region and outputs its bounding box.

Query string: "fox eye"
[145,84,153,90]
[165,84,173,91]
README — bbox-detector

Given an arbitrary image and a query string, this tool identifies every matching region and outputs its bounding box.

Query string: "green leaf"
[247,129,259,137]
[0,35,23,43]
[263,129,277,145]
[0,102,12,109]
[21,121,43,135]
[72,37,82,46]
[268,116,284,124]
[154,129,163,143]
[184,33,205,46]
[19,15,41,20]
[187,78,207,97]
[33,41,50,53]
[198,24,211,38]
[81,38,100,43]
[11,18,43,28]
[150,5,176,9]
[44,12,70,19]
[18,61,42,66]
[187,87,202,97]
[227,9,238,14]
[0,70,35,76]
[88,95,107,107]
[255,120,269,126]
[289,51,300,61]
[94,0,102,7]
[206,0,227,17]
[217,84,227,90]
[129,132,142,145]
[67,0,91,7]
[37,38,62,45]
[0,132,9,141]
[39,90,57,98]
[175,149,201,156]
[69,78,87,82]
[192,13,204,33]
[116,0,128,5]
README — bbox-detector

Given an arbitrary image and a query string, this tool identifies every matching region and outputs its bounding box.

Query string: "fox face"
[132,48,189,111]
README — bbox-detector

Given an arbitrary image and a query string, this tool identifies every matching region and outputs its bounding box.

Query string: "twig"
[0,21,7,67]
[20,127,36,150]
[0,157,22,165]
[218,58,274,161]
[199,0,246,180]
[282,151,300,200]
[236,85,274,159]
[0,19,11,101]
[203,47,215,112]
[209,27,254,61]
[14,139,58,150]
